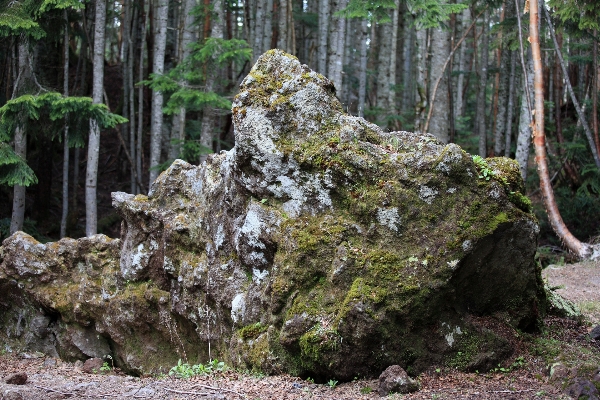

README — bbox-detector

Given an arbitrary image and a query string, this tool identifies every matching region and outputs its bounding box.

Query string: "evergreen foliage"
[0,93,127,186]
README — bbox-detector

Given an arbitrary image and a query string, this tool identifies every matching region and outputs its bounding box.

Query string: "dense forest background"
[1,0,599,257]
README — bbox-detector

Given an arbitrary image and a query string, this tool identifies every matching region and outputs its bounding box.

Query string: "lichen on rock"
[0,49,545,381]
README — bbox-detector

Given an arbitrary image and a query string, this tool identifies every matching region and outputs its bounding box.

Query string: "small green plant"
[360,386,373,394]
[326,379,338,388]
[100,362,111,372]
[472,155,495,181]
[169,359,227,378]
[306,377,315,383]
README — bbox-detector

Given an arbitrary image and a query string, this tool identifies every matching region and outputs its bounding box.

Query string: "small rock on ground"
[4,373,27,385]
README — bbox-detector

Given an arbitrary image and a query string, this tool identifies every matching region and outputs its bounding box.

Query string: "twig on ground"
[33,384,75,396]
[164,387,213,396]
[191,383,245,397]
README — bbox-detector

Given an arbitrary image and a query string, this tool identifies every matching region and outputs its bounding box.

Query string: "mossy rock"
[0,50,544,381]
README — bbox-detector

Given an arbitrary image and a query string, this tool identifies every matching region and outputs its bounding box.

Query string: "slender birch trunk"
[85,0,106,236]
[376,21,392,117]
[327,0,347,94]
[515,52,534,180]
[414,27,428,132]
[357,18,368,118]
[9,40,29,234]
[199,0,224,164]
[429,8,451,143]
[318,0,330,75]
[137,1,148,194]
[401,21,414,116]
[504,50,517,156]
[542,5,600,169]
[169,0,196,160]
[476,9,489,156]
[149,0,169,185]
[493,0,515,156]
[387,0,400,123]
[61,9,70,238]
[454,7,469,120]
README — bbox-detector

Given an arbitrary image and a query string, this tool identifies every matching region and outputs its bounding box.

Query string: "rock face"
[0,50,545,380]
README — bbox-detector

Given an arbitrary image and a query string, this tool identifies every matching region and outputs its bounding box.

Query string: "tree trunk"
[401,21,414,116]
[530,0,598,259]
[504,50,517,156]
[476,9,489,156]
[543,5,600,169]
[199,0,225,164]
[317,0,330,75]
[149,0,169,185]
[357,18,368,118]
[253,0,266,62]
[86,0,106,236]
[169,0,196,161]
[137,0,148,194]
[593,30,599,155]
[327,0,347,95]
[515,51,534,180]
[429,7,451,143]
[129,4,138,193]
[387,0,400,124]
[61,9,70,238]
[454,7,469,121]
[10,39,31,235]
[413,27,428,132]
[493,0,515,156]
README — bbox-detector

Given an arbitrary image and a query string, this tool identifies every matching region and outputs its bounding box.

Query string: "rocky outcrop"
[0,50,545,380]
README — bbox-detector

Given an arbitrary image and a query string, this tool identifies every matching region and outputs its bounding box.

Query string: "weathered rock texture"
[0,50,545,380]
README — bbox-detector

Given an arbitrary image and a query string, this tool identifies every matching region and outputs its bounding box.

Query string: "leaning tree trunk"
[542,5,600,169]
[85,0,106,236]
[529,0,599,259]
[149,0,169,185]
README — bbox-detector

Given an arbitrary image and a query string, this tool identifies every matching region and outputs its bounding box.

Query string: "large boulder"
[0,50,545,380]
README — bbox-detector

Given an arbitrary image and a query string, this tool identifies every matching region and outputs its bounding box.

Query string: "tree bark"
[149,0,169,185]
[61,9,70,238]
[327,0,347,95]
[504,50,517,156]
[199,0,225,164]
[85,0,106,236]
[413,28,428,132]
[169,0,196,161]
[493,0,515,156]
[516,51,534,180]
[428,6,451,143]
[317,0,330,75]
[530,0,598,259]
[137,0,148,194]
[454,7,469,121]
[542,5,600,169]
[357,18,368,118]
[476,9,489,156]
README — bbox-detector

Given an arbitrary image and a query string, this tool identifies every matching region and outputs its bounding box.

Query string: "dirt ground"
[1,260,599,400]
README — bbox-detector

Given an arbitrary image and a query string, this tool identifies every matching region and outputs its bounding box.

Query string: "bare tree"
[85,0,106,236]
[149,0,169,185]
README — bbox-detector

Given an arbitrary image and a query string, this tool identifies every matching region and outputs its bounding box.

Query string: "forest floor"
[1,259,599,400]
